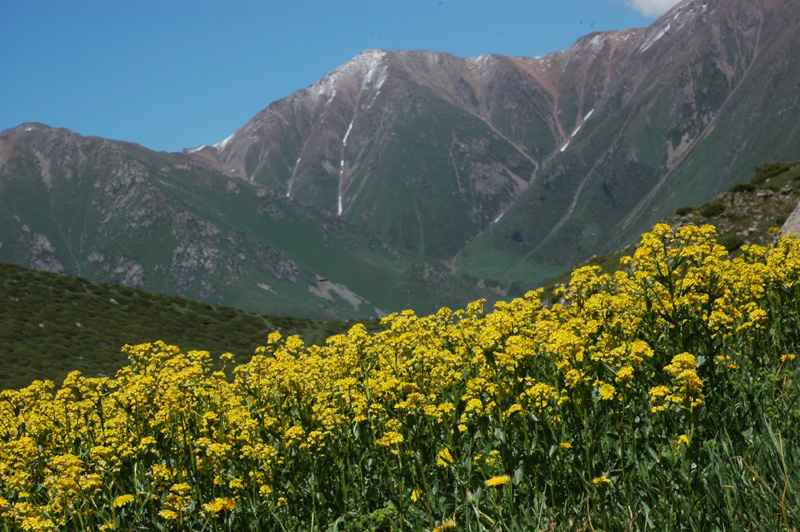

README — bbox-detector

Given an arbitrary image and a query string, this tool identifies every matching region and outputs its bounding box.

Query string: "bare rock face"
[24,231,65,274]
[111,256,145,288]
[782,199,800,237]
[29,256,65,275]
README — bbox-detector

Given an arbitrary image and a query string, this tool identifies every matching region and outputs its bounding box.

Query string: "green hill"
[0,262,382,390]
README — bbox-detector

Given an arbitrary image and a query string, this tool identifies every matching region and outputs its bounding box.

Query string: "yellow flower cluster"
[0,223,797,530]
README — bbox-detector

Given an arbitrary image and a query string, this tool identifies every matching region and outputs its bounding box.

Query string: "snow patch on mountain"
[309,49,389,103]
[469,54,501,76]
[670,0,707,30]
[638,0,707,53]
[640,23,671,52]
[214,133,235,151]
[343,120,354,145]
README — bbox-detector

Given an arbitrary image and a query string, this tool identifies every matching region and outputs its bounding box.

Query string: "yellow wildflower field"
[1,224,798,531]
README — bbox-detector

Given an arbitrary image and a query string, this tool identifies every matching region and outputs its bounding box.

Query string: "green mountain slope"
[3,162,798,392]
[0,261,385,390]
[0,125,485,319]
[457,0,800,289]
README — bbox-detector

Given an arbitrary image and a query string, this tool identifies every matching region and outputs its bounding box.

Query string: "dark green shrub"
[730,183,755,193]
[698,201,726,218]
[675,206,695,216]
[718,233,745,252]
[751,162,797,184]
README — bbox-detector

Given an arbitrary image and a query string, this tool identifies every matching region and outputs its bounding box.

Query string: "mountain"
[0,125,485,319]
[460,0,800,286]
[2,0,799,317]
[187,0,800,286]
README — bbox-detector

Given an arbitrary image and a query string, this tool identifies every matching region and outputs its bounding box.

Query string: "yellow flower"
[170,483,191,496]
[484,474,511,487]
[503,403,523,418]
[376,431,404,447]
[113,494,134,508]
[615,365,634,383]
[202,411,219,425]
[559,442,573,450]
[675,434,690,455]
[565,369,583,388]
[437,448,454,467]
[411,488,423,502]
[203,497,237,515]
[598,383,616,401]
[592,476,611,486]
[432,518,458,532]
[158,509,178,520]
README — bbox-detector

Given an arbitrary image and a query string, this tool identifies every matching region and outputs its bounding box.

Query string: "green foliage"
[730,183,756,193]
[0,262,383,389]
[538,161,800,327]
[751,161,800,185]
[698,200,726,218]
[717,233,745,252]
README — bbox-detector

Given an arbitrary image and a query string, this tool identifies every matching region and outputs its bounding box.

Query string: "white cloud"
[627,0,683,18]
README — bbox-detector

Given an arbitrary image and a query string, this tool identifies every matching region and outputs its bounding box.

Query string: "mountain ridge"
[2,0,799,318]
[0,122,487,319]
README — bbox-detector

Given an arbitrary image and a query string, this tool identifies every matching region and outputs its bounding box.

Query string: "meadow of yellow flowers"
[1,224,798,531]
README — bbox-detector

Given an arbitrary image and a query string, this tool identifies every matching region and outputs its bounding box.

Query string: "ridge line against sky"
[1,0,679,153]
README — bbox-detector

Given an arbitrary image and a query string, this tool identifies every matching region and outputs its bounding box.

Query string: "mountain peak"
[309,48,390,102]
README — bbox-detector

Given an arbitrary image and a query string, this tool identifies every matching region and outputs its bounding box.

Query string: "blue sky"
[1,1,677,153]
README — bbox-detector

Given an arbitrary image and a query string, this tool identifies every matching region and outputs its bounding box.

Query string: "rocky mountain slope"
[463,0,800,286]
[2,0,799,317]
[187,0,800,290]
[0,125,483,319]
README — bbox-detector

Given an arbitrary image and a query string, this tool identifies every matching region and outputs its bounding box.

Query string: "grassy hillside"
[0,223,797,530]
[0,262,382,390]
